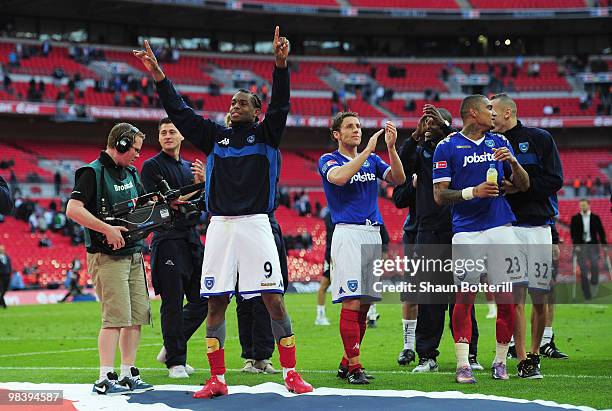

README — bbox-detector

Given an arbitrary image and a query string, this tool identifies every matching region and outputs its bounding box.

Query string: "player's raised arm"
[384,121,406,186]
[134,40,217,154]
[261,26,291,148]
[133,40,165,82]
[273,25,290,68]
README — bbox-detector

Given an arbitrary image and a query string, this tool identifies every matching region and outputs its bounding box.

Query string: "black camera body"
[97,178,204,251]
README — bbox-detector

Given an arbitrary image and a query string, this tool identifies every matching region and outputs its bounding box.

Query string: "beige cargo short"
[87,252,151,328]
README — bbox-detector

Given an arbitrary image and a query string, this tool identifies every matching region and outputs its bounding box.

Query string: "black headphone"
[116,126,140,153]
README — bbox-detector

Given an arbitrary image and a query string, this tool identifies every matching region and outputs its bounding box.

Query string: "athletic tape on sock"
[206,321,226,350]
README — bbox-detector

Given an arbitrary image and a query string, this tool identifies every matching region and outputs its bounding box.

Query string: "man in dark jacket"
[395,105,481,373]
[0,176,13,215]
[0,245,12,308]
[570,199,608,300]
[492,93,564,379]
[141,117,208,379]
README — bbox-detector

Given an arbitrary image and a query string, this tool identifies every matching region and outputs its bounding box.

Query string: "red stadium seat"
[470,0,586,9]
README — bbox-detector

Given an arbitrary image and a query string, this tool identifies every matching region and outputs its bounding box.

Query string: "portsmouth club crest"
[204,276,215,290]
[519,142,529,153]
[347,280,358,293]
[363,160,370,168]
[484,140,495,148]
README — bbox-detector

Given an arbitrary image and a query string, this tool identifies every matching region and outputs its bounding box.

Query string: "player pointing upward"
[134,26,313,398]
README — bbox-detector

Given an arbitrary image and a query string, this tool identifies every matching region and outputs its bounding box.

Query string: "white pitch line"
[0,336,163,341]
[0,366,608,380]
[0,343,159,358]
[0,336,237,342]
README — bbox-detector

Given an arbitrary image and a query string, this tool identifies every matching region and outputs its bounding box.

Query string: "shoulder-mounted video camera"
[97,177,204,250]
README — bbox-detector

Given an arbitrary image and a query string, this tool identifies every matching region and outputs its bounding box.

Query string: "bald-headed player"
[491,93,565,378]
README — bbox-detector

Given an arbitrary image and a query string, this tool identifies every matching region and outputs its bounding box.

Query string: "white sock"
[367,305,378,320]
[215,374,226,383]
[509,336,515,347]
[283,367,295,379]
[495,342,509,365]
[119,364,133,380]
[541,327,553,346]
[99,366,114,382]
[317,305,326,317]
[455,342,470,368]
[402,319,417,350]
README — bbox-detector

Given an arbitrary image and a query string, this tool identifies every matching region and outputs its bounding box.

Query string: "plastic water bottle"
[486,163,498,184]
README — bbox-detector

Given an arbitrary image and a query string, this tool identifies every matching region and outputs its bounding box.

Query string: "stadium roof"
[1,0,611,40]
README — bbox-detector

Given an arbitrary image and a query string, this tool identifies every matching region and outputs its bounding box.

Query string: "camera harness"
[99,163,158,227]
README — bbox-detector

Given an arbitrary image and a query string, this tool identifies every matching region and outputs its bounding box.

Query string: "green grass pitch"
[0,294,610,409]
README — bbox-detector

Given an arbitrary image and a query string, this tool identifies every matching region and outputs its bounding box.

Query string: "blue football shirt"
[318,151,390,225]
[432,131,516,233]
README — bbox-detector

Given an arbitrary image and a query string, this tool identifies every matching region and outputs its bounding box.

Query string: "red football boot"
[284,370,313,394]
[193,376,228,399]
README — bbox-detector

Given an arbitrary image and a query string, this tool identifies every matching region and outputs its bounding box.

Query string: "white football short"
[331,224,382,304]
[452,224,524,287]
[513,225,553,291]
[200,214,283,297]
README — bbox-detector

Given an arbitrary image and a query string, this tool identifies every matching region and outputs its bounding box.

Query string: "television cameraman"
[66,122,153,396]
[141,117,208,379]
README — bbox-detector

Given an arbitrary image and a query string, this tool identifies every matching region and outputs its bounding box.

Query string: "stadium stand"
[332,61,448,92]
[382,97,599,118]
[244,0,339,5]
[105,49,214,86]
[559,148,612,184]
[1,214,88,287]
[0,143,55,184]
[3,40,610,123]
[350,0,459,8]
[454,61,571,91]
[0,43,98,78]
[469,0,587,9]
[0,27,610,293]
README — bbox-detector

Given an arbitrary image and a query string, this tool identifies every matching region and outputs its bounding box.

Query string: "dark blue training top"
[155,66,290,216]
[502,120,563,227]
[0,176,13,215]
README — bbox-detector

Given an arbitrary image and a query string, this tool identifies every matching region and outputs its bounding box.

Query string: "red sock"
[340,308,361,359]
[207,348,226,376]
[341,357,349,367]
[358,311,368,344]
[495,303,515,344]
[277,341,296,369]
[451,303,472,344]
[348,362,363,373]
